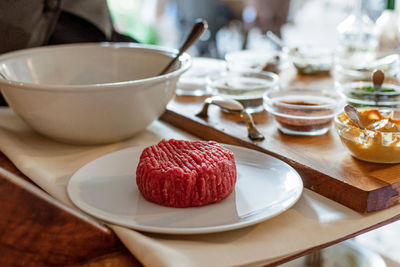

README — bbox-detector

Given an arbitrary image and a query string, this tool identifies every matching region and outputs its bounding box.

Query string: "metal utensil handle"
[344,105,365,129]
[0,72,8,80]
[240,111,265,141]
[372,69,384,106]
[266,31,284,50]
[196,96,243,118]
[195,96,264,141]
[159,19,208,76]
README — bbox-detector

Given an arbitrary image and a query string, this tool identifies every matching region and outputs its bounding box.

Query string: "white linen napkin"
[1,107,400,267]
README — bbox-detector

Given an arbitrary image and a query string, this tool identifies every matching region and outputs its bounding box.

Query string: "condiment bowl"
[338,81,400,108]
[207,70,279,113]
[176,57,226,96]
[264,89,345,136]
[0,43,191,144]
[288,45,334,76]
[334,107,400,163]
[225,50,285,74]
[332,53,400,85]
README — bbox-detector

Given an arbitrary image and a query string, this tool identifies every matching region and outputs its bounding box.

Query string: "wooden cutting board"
[160,73,400,213]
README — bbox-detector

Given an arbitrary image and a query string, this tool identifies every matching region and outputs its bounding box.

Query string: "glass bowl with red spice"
[264,89,345,136]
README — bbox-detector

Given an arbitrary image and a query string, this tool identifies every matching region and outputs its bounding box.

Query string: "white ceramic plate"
[67,144,303,234]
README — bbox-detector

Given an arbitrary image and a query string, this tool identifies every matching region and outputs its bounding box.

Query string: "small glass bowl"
[338,81,400,108]
[176,57,227,96]
[207,70,279,113]
[263,89,345,136]
[288,46,334,76]
[332,54,400,85]
[225,50,286,74]
[334,107,400,163]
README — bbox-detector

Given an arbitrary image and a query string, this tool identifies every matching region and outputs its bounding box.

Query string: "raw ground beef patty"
[136,139,237,208]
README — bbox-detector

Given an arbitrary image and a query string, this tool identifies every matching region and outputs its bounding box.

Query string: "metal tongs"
[196,96,264,141]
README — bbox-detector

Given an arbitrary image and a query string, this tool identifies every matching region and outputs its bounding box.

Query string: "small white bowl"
[0,43,191,144]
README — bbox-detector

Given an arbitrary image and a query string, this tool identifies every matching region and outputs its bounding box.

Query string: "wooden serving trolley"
[1,70,400,266]
[0,153,142,266]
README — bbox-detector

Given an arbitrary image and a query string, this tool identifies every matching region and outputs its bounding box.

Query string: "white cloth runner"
[1,107,400,267]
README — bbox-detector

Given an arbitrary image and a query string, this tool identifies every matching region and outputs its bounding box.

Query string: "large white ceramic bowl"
[0,43,191,144]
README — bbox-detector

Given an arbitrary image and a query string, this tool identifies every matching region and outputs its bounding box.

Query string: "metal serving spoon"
[372,69,384,105]
[196,96,265,141]
[344,105,365,129]
[266,31,285,50]
[159,19,208,76]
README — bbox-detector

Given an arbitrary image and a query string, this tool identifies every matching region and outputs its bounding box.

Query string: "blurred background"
[106,0,392,58]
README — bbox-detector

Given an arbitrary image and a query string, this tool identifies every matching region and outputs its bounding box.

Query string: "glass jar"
[335,0,378,68]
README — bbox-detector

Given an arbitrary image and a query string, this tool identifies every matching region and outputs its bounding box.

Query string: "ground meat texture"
[136,139,237,208]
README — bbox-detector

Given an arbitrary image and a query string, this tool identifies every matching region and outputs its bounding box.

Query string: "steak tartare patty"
[136,139,237,208]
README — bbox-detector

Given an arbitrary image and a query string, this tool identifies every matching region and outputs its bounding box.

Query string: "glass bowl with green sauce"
[207,70,279,113]
[339,81,400,108]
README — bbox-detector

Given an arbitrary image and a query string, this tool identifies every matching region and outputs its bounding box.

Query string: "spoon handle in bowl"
[344,105,365,129]
[159,19,208,76]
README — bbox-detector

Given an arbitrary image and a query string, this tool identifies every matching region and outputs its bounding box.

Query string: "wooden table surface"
[0,152,141,267]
